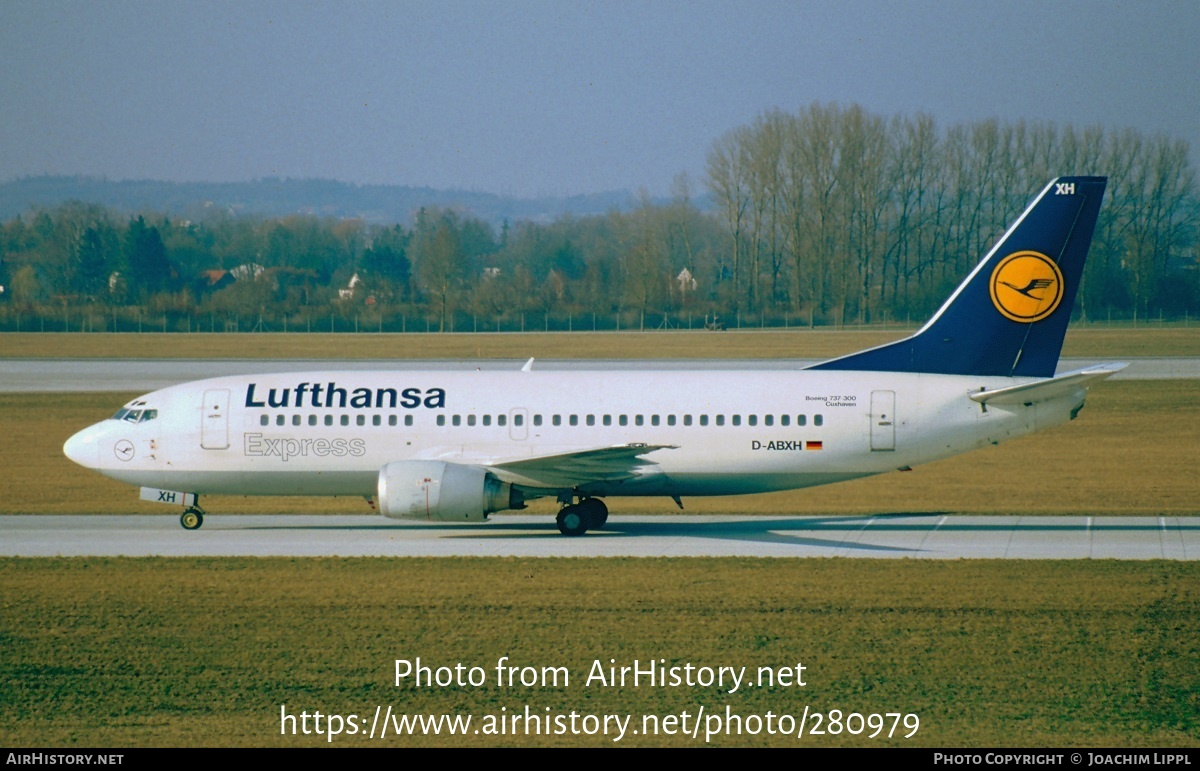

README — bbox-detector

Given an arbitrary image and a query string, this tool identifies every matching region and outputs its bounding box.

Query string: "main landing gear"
[180,502,205,530]
[556,497,608,537]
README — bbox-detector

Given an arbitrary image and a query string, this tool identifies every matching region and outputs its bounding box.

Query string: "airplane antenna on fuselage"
[521,357,535,372]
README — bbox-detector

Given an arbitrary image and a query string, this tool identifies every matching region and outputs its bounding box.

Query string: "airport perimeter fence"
[0,305,1194,334]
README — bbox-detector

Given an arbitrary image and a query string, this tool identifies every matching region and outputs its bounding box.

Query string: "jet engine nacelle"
[377,460,520,522]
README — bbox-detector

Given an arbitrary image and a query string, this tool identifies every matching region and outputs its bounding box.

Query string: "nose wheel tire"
[180,508,204,530]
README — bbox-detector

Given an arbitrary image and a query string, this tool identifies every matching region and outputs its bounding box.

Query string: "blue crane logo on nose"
[114,440,135,462]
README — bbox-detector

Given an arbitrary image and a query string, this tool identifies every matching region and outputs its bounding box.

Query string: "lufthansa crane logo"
[989,251,1064,323]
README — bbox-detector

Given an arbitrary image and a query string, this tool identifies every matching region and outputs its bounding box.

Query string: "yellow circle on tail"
[989,251,1064,323]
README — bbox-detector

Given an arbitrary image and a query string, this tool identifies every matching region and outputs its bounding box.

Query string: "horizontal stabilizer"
[488,443,675,488]
[969,363,1127,405]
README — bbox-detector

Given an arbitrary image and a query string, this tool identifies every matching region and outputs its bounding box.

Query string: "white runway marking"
[2,514,1198,560]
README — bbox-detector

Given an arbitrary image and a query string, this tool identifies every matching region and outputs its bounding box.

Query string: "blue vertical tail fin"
[810,176,1107,377]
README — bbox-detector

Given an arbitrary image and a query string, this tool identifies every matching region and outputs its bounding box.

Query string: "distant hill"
[0,176,668,229]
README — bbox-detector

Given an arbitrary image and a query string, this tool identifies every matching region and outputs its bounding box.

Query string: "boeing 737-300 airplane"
[64,176,1123,535]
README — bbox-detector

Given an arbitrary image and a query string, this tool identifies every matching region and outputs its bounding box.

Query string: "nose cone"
[64,424,103,469]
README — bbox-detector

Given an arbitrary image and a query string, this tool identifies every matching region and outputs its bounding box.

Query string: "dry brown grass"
[3,380,1197,516]
[3,326,1199,360]
[2,557,1197,747]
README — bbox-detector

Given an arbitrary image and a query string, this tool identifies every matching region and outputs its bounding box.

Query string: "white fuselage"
[63,367,1085,504]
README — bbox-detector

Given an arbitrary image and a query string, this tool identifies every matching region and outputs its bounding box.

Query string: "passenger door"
[870,390,895,451]
[201,389,230,450]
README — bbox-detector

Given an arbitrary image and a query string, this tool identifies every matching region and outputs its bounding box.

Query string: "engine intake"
[377,460,522,521]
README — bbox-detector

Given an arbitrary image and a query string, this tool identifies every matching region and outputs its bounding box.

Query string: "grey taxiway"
[3,356,1199,392]
[2,514,1196,559]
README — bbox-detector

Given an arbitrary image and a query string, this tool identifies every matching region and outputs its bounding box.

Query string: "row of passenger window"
[260,413,414,427]
[258,412,826,429]
[435,413,824,427]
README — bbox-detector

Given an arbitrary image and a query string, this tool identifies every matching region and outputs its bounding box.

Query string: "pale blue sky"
[2,0,1197,197]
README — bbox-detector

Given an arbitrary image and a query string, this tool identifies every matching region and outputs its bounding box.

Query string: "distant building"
[230,263,266,281]
[339,272,362,300]
[197,269,235,292]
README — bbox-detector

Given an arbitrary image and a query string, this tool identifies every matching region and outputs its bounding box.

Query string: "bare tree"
[707,126,754,312]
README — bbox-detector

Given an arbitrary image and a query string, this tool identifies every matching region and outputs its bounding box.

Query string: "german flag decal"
[806,441,823,451]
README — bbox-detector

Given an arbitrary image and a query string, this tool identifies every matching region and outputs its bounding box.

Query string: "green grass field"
[2,558,1197,747]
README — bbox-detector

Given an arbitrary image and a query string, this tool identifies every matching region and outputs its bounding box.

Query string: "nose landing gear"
[180,503,205,530]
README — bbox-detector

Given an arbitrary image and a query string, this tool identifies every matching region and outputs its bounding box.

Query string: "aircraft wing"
[486,443,676,488]
[969,363,1128,405]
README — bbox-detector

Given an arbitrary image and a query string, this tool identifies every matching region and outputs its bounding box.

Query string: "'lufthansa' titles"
[245,382,445,410]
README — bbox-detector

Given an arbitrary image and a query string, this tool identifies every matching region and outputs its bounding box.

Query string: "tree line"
[707,104,1198,324]
[1,103,1196,332]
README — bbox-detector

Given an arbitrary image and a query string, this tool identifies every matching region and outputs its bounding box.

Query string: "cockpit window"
[111,408,157,423]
